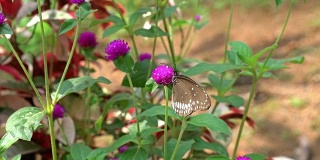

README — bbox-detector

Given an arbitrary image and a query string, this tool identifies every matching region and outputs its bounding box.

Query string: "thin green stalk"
[36,0,50,109]
[127,73,141,138]
[231,77,257,159]
[170,116,187,160]
[3,37,46,109]
[160,6,176,70]
[52,10,82,105]
[112,0,139,61]
[259,0,292,78]
[48,114,58,160]
[223,0,235,63]
[163,86,169,159]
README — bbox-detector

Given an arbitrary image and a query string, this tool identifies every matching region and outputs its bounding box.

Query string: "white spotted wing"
[171,75,211,116]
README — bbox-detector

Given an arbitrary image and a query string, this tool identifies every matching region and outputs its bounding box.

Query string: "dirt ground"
[94,0,320,159]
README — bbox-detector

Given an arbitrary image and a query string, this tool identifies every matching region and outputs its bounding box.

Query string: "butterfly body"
[171,74,211,116]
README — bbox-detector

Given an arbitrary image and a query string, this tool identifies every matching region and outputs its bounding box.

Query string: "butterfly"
[171,72,211,116]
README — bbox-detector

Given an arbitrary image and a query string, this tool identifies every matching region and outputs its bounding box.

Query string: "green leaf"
[51,76,111,102]
[192,137,229,157]
[229,41,253,66]
[134,26,168,37]
[195,20,208,30]
[275,0,283,10]
[145,78,159,92]
[261,56,304,71]
[76,6,95,20]
[184,63,244,76]
[102,24,126,38]
[79,2,91,11]
[95,93,132,132]
[188,114,231,135]
[246,153,267,160]
[59,19,77,35]
[252,44,277,62]
[0,23,13,35]
[70,144,91,160]
[11,154,21,160]
[122,60,156,87]
[227,50,242,65]
[0,132,19,154]
[6,107,45,141]
[207,74,233,93]
[105,15,125,24]
[105,134,137,154]
[165,139,194,160]
[120,146,148,160]
[86,148,108,160]
[129,8,150,27]
[140,127,163,138]
[206,155,230,160]
[139,105,181,120]
[113,54,135,73]
[211,95,244,107]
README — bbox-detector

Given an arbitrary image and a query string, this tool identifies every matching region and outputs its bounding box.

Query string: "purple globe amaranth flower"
[152,65,174,86]
[118,145,129,153]
[139,53,151,61]
[0,12,6,25]
[105,39,130,60]
[70,0,85,4]
[236,156,252,160]
[53,104,65,119]
[78,31,98,48]
[195,15,201,22]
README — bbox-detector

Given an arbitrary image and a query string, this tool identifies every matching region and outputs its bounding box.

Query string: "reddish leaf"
[0,65,24,81]
[219,111,255,128]
[0,0,22,19]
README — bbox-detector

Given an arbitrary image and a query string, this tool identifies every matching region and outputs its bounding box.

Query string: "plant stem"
[52,9,82,105]
[160,6,176,70]
[223,0,235,63]
[259,0,292,78]
[126,73,141,138]
[170,116,187,160]
[3,37,46,109]
[163,86,169,159]
[36,0,51,110]
[231,77,257,159]
[48,114,58,160]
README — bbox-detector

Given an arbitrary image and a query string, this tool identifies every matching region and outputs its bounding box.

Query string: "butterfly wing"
[171,75,211,116]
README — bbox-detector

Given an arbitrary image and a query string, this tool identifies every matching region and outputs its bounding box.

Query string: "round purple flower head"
[78,31,98,48]
[118,145,129,153]
[139,53,151,61]
[70,0,85,4]
[0,12,6,25]
[105,39,130,60]
[152,65,174,86]
[236,156,251,160]
[195,15,201,22]
[53,104,65,119]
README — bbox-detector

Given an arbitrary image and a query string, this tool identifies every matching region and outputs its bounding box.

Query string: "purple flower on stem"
[118,145,129,153]
[139,53,151,61]
[53,104,65,119]
[105,39,130,60]
[78,31,98,48]
[152,65,174,86]
[0,12,6,25]
[236,156,252,160]
[69,0,85,4]
[195,15,201,22]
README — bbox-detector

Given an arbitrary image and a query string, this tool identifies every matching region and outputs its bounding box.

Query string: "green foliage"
[113,54,135,73]
[51,76,111,102]
[0,23,13,35]
[188,114,231,135]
